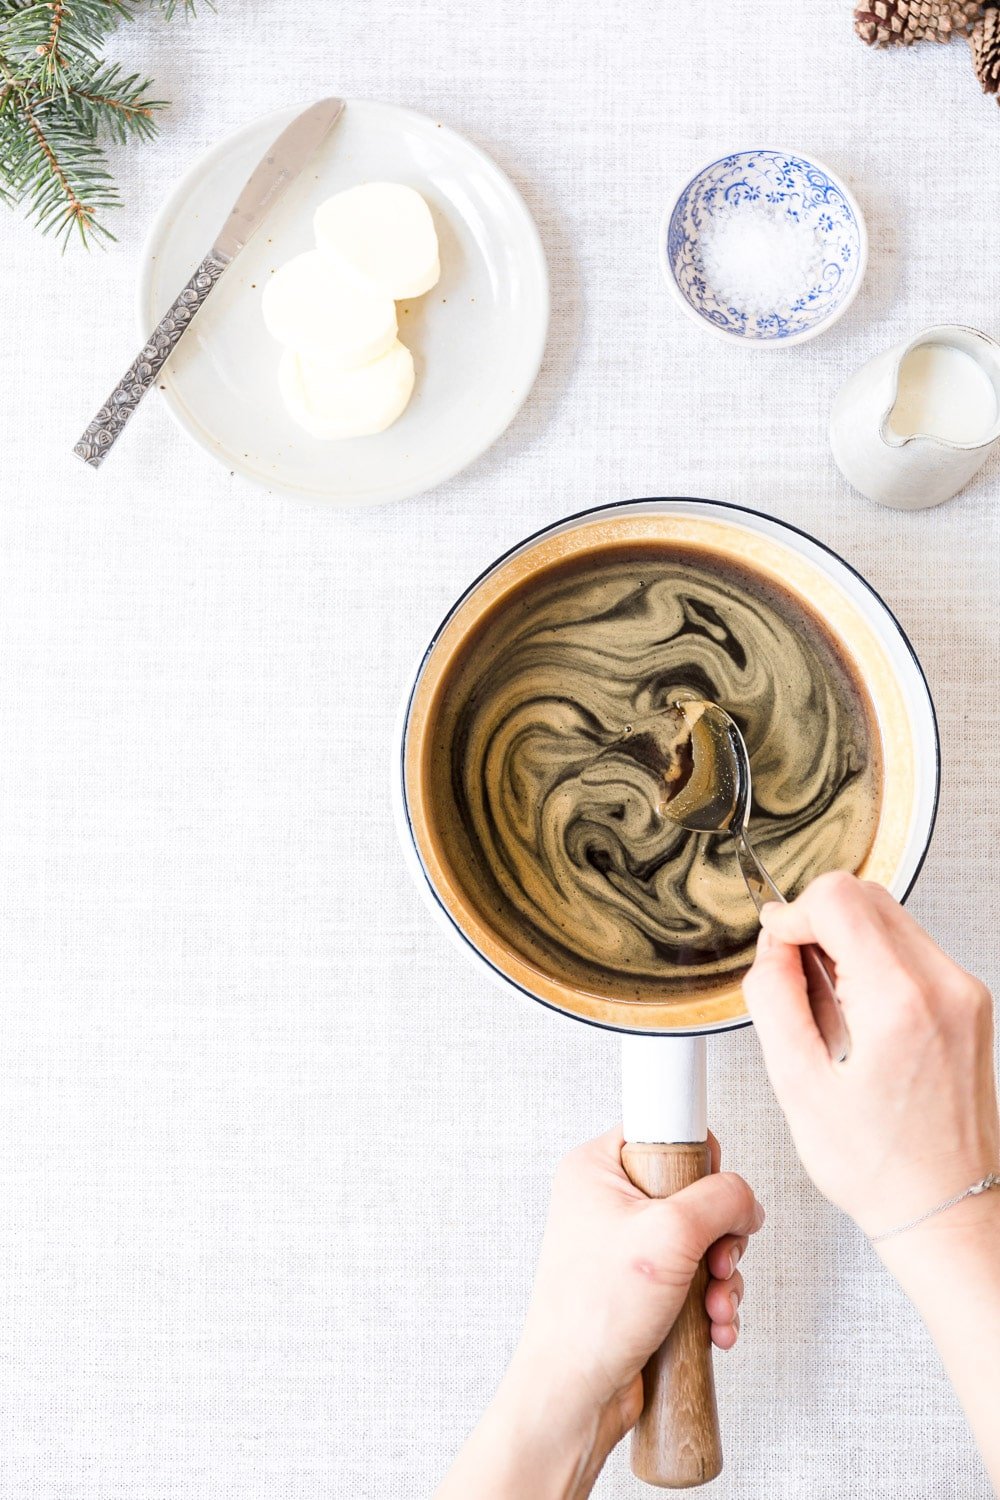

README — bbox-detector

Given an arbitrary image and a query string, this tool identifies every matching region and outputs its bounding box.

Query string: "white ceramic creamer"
[830,324,1000,510]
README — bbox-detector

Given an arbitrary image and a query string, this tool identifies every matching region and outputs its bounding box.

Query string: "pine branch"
[0,96,19,203]
[1,2,129,92]
[5,85,118,243]
[63,58,163,142]
[0,0,203,246]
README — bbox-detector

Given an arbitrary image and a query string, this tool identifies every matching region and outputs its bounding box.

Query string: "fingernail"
[728,1247,741,1276]
[753,1200,766,1230]
[729,1290,740,1315]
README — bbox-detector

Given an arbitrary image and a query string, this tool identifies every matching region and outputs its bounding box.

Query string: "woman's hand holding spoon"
[610,699,850,1060]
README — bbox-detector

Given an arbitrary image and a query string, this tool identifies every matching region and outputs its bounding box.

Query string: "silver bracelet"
[869,1172,1000,1243]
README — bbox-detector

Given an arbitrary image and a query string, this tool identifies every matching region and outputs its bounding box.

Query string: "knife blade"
[73,97,345,470]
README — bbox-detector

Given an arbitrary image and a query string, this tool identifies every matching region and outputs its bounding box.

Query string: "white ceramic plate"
[138,101,550,505]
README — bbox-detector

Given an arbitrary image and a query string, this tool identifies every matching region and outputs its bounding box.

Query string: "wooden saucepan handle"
[621,1140,722,1489]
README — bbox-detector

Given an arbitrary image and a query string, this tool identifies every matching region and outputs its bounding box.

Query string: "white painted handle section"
[621,1035,707,1145]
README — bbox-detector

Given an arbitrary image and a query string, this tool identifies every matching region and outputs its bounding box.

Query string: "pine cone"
[970,3,1000,92]
[855,0,983,46]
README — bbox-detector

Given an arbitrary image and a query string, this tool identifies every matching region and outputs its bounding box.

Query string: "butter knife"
[73,97,345,469]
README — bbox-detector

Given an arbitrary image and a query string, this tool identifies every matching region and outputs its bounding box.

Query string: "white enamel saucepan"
[393,498,939,1489]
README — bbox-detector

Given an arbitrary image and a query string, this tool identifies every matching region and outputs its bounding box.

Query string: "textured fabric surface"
[1,3,998,1497]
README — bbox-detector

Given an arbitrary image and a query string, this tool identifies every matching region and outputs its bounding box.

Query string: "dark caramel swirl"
[427,543,882,1001]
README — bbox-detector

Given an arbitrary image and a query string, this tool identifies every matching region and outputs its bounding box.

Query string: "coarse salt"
[698,203,826,319]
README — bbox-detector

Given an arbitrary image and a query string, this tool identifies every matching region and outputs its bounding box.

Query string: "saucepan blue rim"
[397,496,941,1037]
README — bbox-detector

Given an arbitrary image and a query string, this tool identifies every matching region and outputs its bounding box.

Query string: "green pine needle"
[3,3,128,93]
[0,0,202,247]
[151,0,201,16]
[1,83,117,244]
[64,60,164,143]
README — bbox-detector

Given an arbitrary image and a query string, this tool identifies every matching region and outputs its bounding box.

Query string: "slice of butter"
[262,250,397,368]
[278,340,416,440]
[314,183,440,301]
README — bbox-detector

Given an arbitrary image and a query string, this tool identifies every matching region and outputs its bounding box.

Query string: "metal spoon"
[612,700,850,1061]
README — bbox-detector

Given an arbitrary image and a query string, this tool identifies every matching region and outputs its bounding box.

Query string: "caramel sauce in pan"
[424,541,883,1002]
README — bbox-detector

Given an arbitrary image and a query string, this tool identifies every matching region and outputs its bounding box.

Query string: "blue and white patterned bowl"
[661,150,868,347]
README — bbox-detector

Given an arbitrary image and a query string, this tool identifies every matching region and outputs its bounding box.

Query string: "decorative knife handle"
[73,251,229,470]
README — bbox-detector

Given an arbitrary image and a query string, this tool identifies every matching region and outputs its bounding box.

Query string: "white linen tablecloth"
[1,2,998,1496]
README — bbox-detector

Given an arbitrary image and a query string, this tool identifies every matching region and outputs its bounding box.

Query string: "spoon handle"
[734,832,851,1062]
[733,828,784,910]
[799,942,851,1063]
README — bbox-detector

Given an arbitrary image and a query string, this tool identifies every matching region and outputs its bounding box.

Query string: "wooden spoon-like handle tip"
[621,1141,723,1489]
